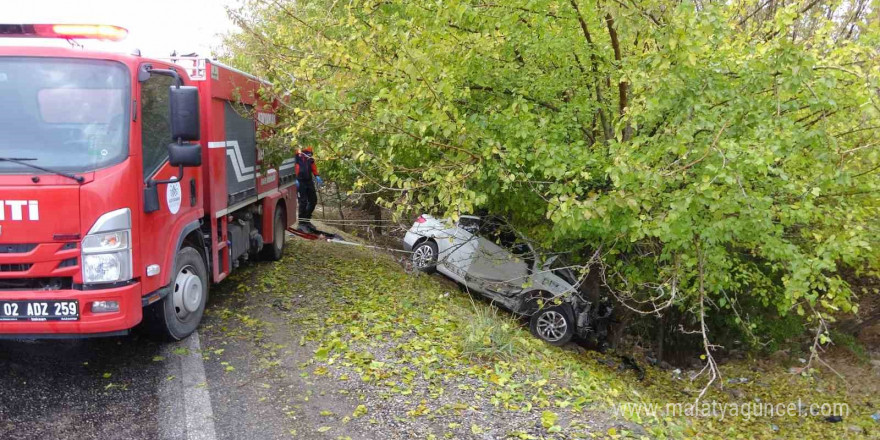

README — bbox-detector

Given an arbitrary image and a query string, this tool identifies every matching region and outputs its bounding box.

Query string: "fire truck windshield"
[0,57,130,174]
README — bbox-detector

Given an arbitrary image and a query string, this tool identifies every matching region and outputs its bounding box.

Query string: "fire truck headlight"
[83,251,131,284]
[82,209,133,285]
[82,230,130,253]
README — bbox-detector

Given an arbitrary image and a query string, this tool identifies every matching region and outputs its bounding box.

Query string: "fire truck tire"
[261,205,286,261]
[144,246,208,341]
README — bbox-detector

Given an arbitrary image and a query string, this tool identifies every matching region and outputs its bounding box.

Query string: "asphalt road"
[0,324,266,440]
[0,333,167,439]
[0,295,234,440]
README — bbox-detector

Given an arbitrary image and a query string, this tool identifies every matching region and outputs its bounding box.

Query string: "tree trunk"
[334,182,346,233]
[657,314,665,362]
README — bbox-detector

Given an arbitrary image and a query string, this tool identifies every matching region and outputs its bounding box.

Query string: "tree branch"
[467,84,560,112]
[604,13,626,116]
[569,0,613,142]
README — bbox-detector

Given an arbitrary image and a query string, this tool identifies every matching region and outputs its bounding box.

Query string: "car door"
[439,216,480,284]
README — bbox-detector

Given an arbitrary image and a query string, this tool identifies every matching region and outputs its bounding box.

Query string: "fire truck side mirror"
[167,143,201,167]
[169,86,200,142]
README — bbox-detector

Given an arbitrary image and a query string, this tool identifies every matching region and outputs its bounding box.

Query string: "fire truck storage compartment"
[224,101,257,206]
[227,210,263,266]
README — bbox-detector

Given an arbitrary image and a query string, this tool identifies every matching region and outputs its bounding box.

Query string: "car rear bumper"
[0,282,142,336]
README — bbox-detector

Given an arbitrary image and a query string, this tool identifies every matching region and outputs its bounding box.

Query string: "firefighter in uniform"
[294,146,323,232]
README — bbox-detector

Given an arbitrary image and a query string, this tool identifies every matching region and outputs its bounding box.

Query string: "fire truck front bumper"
[0,282,142,338]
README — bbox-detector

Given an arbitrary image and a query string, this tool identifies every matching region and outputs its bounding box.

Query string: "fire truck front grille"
[57,258,78,268]
[0,242,79,285]
[0,277,72,291]
[0,244,37,254]
[0,263,33,272]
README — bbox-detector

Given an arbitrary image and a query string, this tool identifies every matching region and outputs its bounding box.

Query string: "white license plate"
[0,300,79,322]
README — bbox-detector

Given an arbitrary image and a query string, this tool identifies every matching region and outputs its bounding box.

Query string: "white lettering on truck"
[0,200,40,221]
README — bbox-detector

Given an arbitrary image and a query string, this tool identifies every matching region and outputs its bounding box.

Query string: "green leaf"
[540,410,558,429]
[352,405,368,418]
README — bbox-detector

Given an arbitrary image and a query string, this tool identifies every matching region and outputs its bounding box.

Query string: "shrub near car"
[404,215,611,346]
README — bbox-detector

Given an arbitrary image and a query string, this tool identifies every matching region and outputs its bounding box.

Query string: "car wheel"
[261,205,286,261]
[529,306,574,346]
[144,246,209,341]
[411,240,438,273]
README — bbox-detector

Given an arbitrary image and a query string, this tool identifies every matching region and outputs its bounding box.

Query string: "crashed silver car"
[404,214,611,346]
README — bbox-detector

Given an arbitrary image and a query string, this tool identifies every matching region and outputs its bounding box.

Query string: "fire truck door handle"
[190,178,196,207]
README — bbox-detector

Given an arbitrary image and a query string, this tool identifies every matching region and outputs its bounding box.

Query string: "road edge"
[158,331,217,440]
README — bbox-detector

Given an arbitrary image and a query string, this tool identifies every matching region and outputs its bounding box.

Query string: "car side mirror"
[169,86,199,141]
[168,142,201,167]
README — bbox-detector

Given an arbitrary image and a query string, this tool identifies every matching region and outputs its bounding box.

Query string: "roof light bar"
[0,24,128,41]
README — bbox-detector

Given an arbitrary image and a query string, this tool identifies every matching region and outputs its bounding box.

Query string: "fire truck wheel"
[144,246,208,341]
[261,205,286,261]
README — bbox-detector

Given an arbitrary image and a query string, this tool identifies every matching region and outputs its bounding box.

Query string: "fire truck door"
[138,66,203,295]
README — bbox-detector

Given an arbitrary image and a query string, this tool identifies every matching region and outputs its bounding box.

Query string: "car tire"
[144,247,209,341]
[529,306,574,346]
[411,240,438,273]
[261,205,286,261]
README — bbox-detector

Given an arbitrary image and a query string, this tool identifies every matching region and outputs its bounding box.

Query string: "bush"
[456,302,524,361]
[223,0,880,359]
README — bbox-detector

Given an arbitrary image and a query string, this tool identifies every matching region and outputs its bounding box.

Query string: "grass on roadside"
[239,238,877,439]
[456,296,527,362]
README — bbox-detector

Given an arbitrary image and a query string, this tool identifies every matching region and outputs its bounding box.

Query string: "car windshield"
[0,57,130,174]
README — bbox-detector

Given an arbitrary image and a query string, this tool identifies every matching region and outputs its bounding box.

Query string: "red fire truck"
[0,24,297,340]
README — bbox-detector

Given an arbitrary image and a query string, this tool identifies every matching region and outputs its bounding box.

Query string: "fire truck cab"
[0,25,297,340]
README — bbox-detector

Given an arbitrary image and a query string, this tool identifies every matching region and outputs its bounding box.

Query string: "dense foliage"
[220,0,879,364]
